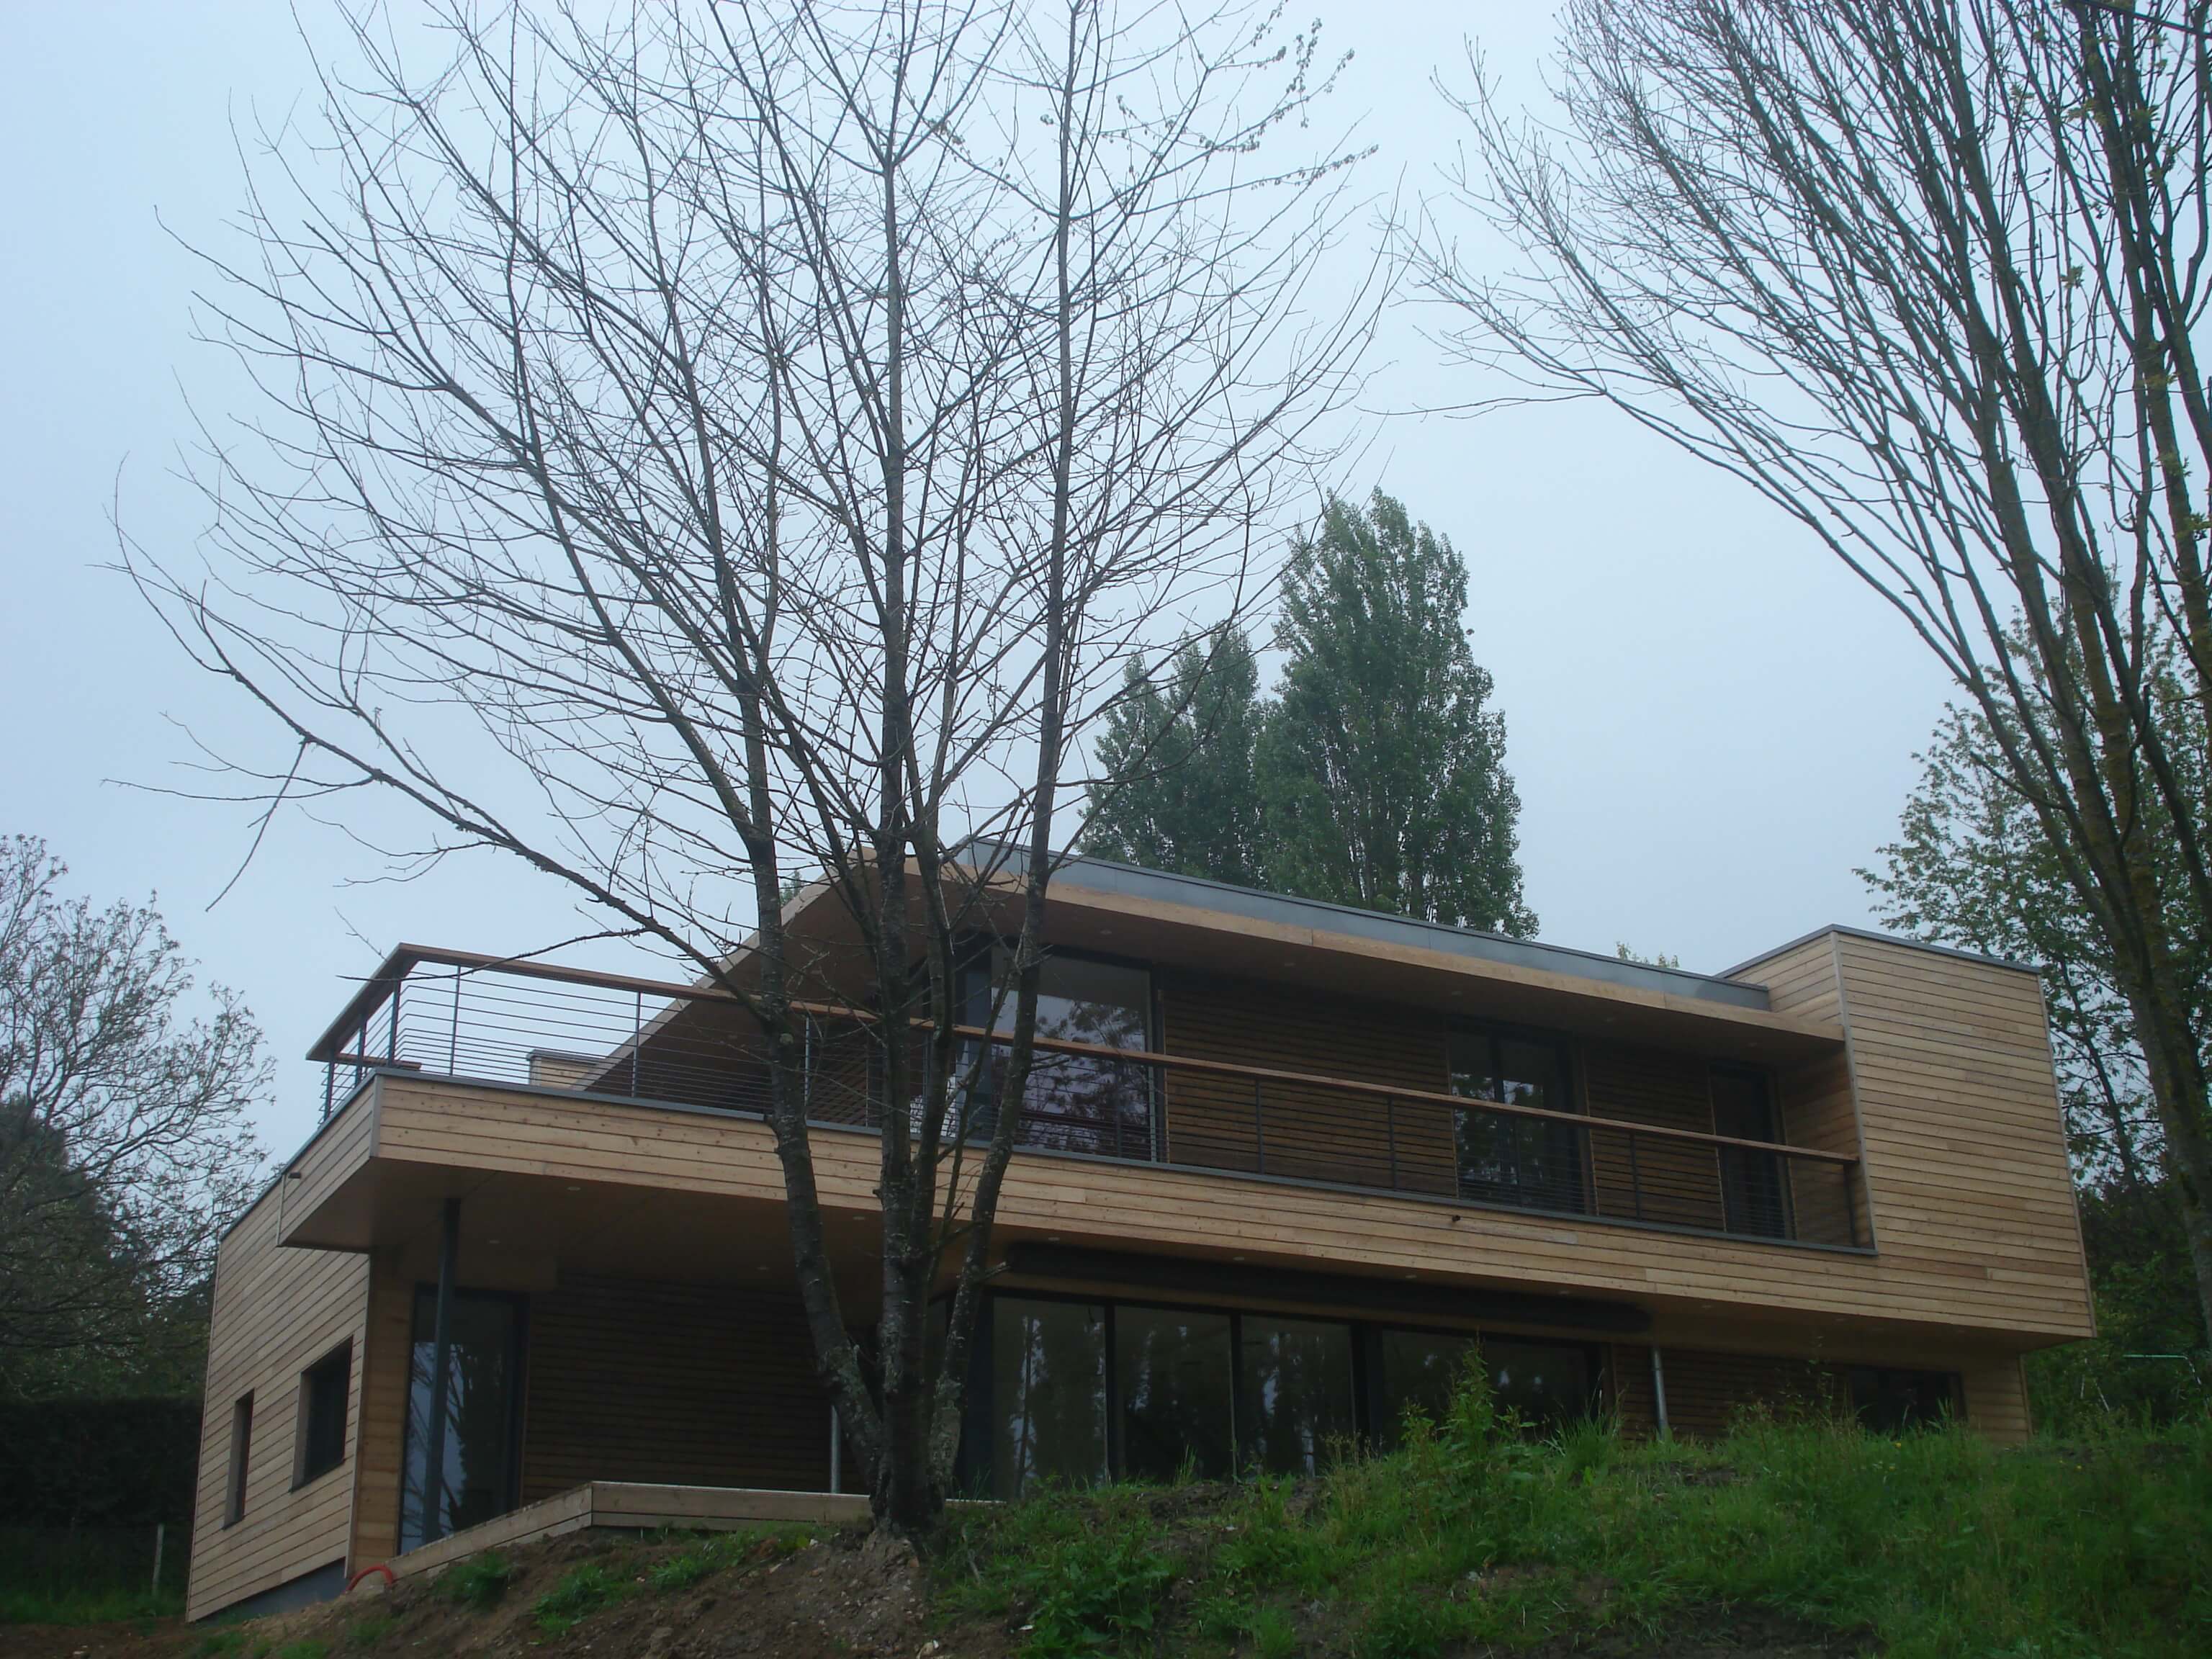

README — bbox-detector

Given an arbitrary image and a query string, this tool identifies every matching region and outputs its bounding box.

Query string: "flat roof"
[1004,850,1773,1012]
[1723,923,2040,980]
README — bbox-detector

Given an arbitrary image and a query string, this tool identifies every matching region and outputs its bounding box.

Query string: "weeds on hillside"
[938,1366,2212,1659]
[533,1563,629,1636]
[436,1550,513,1612]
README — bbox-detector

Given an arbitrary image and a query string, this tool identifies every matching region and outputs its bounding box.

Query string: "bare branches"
[125,0,1375,1530]
[1424,0,2212,1336]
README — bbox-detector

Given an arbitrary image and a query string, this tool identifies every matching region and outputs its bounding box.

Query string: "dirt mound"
[0,1526,1005,1659]
[0,1528,1872,1659]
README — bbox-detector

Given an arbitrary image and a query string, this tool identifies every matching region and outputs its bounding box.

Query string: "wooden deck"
[388,1482,871,1581]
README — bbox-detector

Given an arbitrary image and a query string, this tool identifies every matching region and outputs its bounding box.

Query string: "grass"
[938,1374,2212,1659]
[532,1562,631,1636]
[436,1549,514,1611]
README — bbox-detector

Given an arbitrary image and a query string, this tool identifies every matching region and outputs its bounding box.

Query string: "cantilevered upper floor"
[270,854,2095,1358]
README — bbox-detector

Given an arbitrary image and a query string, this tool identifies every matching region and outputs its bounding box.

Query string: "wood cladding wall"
[187,1189,372,1622]
[521,1274,832,1498]
[1742,933,2093,1344]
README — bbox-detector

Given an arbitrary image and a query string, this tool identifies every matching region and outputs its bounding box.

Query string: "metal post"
[150,1521,164,1596]
[323,1062,335,1123]
[388,976,402,1066]
[829,1406,841,1495]
[1251,1077,1265,1174]
[1385,1098,1399,1190]
[1627,1133,1644,1221]
[448,970,462,1076]
[1650,1345,1671,1438]
[422,1197,462,1545]
[631,991,642,1096]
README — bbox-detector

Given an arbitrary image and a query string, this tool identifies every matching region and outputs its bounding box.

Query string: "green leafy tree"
[1,836,268,1398]
[1081,628,1266,885]
[1257,492,1536,935]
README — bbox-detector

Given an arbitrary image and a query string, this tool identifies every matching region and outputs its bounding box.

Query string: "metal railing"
[309,947,1862,1249]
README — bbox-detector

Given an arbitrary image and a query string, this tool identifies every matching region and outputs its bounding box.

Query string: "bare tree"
[0,836,267,1396]
[1420,0,2212,1341]
[125,0,1373,1532]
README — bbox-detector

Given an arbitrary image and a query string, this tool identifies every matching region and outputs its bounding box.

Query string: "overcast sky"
[0,1,1958,1159]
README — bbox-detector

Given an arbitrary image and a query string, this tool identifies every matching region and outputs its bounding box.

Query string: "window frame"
[397,1284,529,1554]
[1444,1019,1589,1215]
[952,943,1160,1159]
[957,1287,1608,1496]
[292,1338,355,1490]
[1707,1061,1794,1240]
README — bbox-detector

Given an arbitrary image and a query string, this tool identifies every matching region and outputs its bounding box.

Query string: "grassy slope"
[939,1400,2212,1659]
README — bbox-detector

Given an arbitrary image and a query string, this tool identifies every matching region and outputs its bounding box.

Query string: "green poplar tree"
[1256,492,1536,935]
[1080,626,1266,886]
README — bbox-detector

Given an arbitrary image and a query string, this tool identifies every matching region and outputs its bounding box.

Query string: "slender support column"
[422,1197,462,1545]
[1650,1344,1671,1439]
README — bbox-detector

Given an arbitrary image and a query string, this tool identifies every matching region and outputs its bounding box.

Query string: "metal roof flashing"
[1028,851,1773,1012]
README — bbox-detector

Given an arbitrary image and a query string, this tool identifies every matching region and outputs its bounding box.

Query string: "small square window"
[295,1341,353,1487]
[225,1393,253,1526]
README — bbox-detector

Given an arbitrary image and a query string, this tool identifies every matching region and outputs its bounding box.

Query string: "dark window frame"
[951,943,1159,1158]
[293,1338,355,1489]
[1445,1020,1588,1215]
[957,1286,1607,1495]
[397,1284,529,1554]
[224,1393,253,1528]
[1707,1061,1794,1240]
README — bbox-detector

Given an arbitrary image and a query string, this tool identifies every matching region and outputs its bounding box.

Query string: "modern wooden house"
[185,855,2092,1619]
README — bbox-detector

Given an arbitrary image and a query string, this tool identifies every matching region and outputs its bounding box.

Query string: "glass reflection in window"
[1238,1316,1356,1475]
[398,1289,521,1552]
[1115,1306,1233,1481]
[992,1298,1109,1498]
[963,952,1154,1159]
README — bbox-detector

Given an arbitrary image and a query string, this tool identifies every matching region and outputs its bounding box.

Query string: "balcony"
[309,947,1865,1252]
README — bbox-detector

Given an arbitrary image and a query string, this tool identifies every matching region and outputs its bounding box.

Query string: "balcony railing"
[309,947,1864,1249]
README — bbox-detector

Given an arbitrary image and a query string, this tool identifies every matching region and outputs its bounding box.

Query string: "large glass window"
[399,1288,523,1553]
[1711,1067,1789,1238]
[1483,1339,1597,1428]
[1116,1306,1233,1481]
[992,1298,1110,1499]
[1373,1328,1476,1449]
[963,951,1154,1158]
[1374,1329,1596,1444]
[1848,1367,1959,1433]
[1238,1317,1356,1475]
[1448,1029,1584,1213]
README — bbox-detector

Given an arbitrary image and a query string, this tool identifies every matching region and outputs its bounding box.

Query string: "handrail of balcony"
[312,945,1864,1249]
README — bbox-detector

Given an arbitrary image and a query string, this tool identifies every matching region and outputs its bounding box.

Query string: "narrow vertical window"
[225,1393,254,1526]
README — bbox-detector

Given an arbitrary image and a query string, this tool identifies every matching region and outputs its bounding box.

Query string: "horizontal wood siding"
[187,1190,370,1621]
[365,1077,2086,1341]
[1827,937,2094,1338]
[521,1275,832,1498]
[1583,1045,1725,1232]
[346,1256,413,1574]
[1159,971,1455,1191]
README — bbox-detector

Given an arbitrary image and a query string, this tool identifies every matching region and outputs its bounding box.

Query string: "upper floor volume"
[293,850,2088,1338]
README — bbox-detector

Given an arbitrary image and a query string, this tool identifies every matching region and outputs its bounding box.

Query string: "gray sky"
[0,1,1956,1160]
